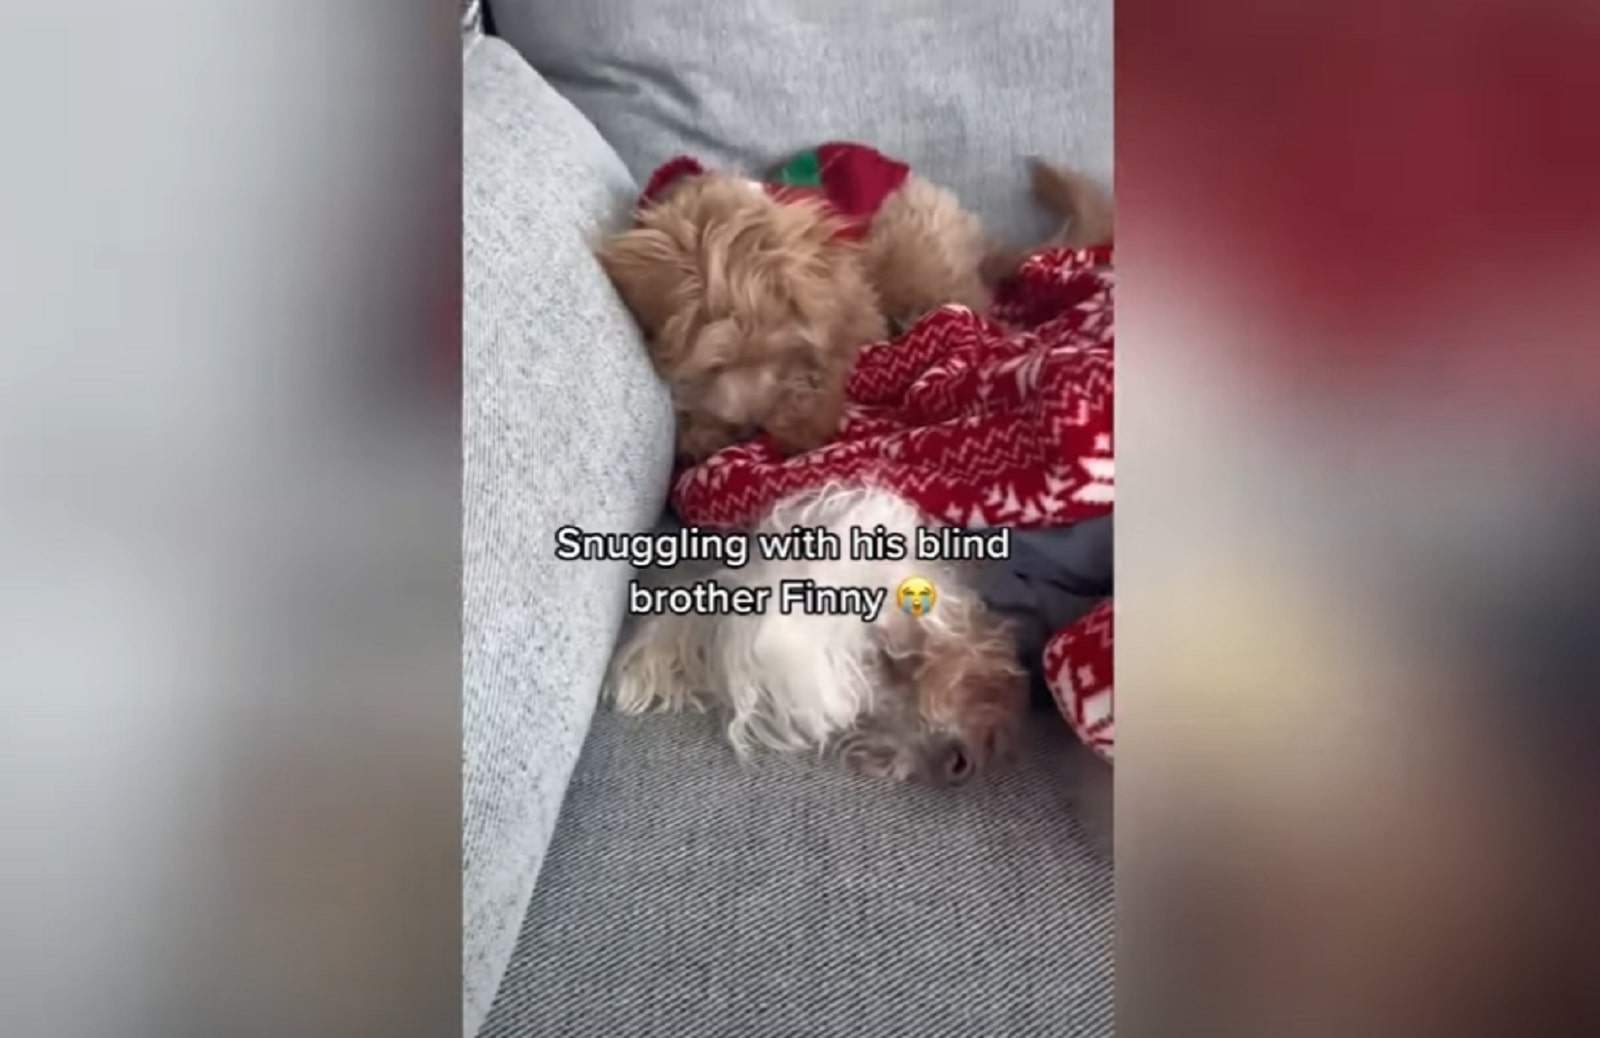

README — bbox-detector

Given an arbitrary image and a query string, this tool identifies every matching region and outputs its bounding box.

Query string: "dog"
[597,159,995,462]
[607,485,1029,784]
[601,164,1113,784]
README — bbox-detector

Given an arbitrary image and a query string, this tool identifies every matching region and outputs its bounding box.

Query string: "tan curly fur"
[980,159,1115,284]
[862,175,994,330]
[599,159,1110,460]
[597,173,888,461]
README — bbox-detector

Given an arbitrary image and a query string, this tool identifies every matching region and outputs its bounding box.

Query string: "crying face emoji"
[896,577,937,618]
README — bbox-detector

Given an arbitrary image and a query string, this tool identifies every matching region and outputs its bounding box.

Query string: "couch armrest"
[463,35,673,1036]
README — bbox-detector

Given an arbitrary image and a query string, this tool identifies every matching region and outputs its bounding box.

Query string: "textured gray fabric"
[481,710,1114,1037]
[463,36,676,1036]
[488,0,1114,248]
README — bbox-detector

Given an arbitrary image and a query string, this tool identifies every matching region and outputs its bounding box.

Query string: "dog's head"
[598,173,864,440]
[841,604,1029,785]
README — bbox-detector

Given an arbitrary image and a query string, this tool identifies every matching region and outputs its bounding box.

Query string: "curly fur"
[598,167,1016,459]
[864,175,994,330]
[597,173,888,461]
[607,485,1028,784]
[981,159,1115,284]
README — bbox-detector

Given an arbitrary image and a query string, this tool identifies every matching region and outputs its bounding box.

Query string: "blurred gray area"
[1,4,460,1037]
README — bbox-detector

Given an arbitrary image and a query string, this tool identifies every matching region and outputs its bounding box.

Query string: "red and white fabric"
[673,244,1117,759]
[1043,600,1114,761]
[673,245,1113,531]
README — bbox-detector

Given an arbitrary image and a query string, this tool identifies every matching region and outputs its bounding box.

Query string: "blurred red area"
[1121,0,1600,397]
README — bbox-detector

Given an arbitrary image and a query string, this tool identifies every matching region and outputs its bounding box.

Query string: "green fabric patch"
[775,149,822,188]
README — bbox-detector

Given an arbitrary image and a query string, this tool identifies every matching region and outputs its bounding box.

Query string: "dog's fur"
[608,486,1028,784]
[981,159,1115,284]
[598,175,887,461]
[861,174,994,330]
[598,169,998,461]
[599,162,1109,460]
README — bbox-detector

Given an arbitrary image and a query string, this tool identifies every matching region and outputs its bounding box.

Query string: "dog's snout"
[698,364,781,425]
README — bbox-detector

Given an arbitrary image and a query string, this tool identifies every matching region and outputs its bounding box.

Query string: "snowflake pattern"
[673,244,1117,761]
[673,246,1114,532]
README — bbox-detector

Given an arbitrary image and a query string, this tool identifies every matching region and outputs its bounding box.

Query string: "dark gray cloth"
[979,518,1113,707]
[482,710,1113,1038]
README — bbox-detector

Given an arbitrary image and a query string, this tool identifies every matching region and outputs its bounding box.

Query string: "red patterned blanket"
[673,244,1116,761]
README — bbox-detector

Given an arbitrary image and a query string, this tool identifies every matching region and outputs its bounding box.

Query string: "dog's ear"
[596,227,697,332]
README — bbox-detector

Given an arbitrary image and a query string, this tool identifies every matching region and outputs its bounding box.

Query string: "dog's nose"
[936,740,975,785]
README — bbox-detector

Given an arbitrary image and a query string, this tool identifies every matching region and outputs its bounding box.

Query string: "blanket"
[672,244,1116,761]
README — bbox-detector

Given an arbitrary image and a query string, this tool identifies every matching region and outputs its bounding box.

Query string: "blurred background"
[1,4,460,1036]
[1119,0,1600,1034]
[1,0,1596,1035]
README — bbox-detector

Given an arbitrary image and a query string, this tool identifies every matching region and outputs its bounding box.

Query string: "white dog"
[607,485,1026,784]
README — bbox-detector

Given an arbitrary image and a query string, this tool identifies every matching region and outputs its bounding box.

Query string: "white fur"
[607,484,994,757]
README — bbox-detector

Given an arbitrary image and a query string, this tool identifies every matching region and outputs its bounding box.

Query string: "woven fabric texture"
[482,709,1114,1038]
[463,36,676,1035]
[486,0,1113,248]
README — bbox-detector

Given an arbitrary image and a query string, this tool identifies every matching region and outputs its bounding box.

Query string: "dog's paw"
[605,665,659,714]
[837,732,914,782]
[843,744,901,780]
[604,618,702,714]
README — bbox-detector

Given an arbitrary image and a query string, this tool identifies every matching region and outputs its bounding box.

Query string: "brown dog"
[600,157,1109,461]
[598,174,887,461]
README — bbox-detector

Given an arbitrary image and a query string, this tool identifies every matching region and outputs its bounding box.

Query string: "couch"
[462,2,1114,1034]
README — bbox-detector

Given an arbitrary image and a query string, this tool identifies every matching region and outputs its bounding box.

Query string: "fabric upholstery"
[462,35,676,1035]
[481,709,1114,1038]
[487,0,1114,248]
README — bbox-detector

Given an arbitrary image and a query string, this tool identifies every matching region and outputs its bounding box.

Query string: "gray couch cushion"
[463,35,676,1035]
[488,0,1113,248]
[481,710,1114,1037]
